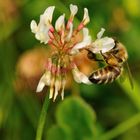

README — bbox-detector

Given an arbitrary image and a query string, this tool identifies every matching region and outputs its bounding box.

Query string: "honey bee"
[87,40,133,88]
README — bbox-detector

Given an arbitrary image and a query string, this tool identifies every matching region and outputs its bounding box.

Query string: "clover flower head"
[30,4,91,101]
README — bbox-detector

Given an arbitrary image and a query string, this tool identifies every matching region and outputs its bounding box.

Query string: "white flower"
[70,4,78,18]
[82,8,90,25]
[72,64,92,85]
[31,5,95,101]
[55,14,65,32]
[90,28,115,53]
[70,28,92,54]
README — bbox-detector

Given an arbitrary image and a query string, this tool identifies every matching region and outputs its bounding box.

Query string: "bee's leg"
[87,50,104,61]
[100,51,108,62]
[100,51,119,65]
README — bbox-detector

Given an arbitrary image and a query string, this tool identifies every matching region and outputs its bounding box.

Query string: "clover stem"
[36,93,50,140]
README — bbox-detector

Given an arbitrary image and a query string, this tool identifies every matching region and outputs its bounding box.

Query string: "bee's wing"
[125,61,134,89]
[118,62,133,89]
[119,68,126,83]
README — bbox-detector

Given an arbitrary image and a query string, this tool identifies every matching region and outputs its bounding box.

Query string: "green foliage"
[47,97,96,140]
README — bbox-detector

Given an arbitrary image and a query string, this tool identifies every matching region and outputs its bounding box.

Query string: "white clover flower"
[89,28,115,53]
[31,5,112,101]
[31,5,92,101]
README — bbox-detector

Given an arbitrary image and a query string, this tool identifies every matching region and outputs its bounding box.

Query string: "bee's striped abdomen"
[89,66,122,84]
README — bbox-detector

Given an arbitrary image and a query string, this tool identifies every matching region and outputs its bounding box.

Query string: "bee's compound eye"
[87,51,96,60]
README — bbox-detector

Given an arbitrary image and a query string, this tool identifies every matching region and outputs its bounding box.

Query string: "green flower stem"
[36,93,50,140]
[99,112,140,140]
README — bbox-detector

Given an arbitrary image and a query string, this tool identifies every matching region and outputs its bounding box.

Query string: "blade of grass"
[99,112,140,140]
[118,79,140,110]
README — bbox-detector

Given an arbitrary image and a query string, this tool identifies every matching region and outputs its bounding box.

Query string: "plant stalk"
[36,93,50,140]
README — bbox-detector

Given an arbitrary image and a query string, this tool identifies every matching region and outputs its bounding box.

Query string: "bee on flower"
[30,4,93,101]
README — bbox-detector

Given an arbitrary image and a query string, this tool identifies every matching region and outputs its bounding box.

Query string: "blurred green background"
[0,0,140,140]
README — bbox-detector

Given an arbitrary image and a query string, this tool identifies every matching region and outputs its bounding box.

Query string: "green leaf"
[47,125,71,140]
[47,97,96,140]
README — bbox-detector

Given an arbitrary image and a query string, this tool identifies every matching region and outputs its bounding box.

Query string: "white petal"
[44,6,55,25]
[70,28,91,54]
[100,37,115,53]
[55,14,65,32]
[70,41,87,54]
[35,27,50,43]
[36,81,45,92]
[49,76,55,99]
[65,22,73,42]
[70,4,78,17]
[53,78,61,101]
[31,8,53,44]
[72,64,92,85]
[30,20,38,33]
[36,72,51,92]
[90,37,115,53]
[83,28,92,43]
[97,28,105,39]
[53,86,58,101]
[82,8,90,25]
[36,71,51,93]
